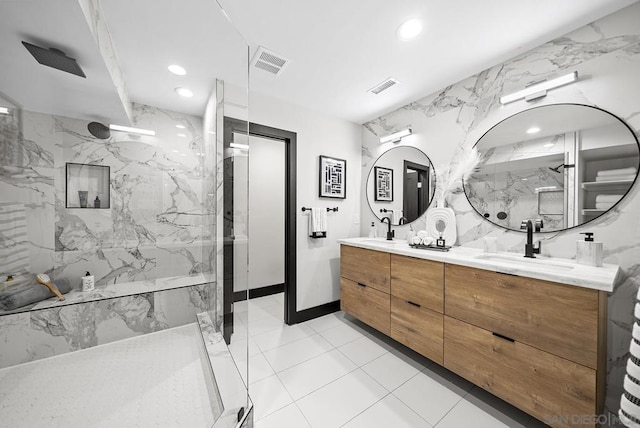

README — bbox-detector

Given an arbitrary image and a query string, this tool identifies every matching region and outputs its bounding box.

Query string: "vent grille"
[251,46,289,76]
[368,78,398,95]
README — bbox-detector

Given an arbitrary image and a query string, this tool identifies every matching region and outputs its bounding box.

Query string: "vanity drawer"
[390,296,443,365]
[341,245,390,293]
[444,264,599,369]
[391,255,444,313]
[444,316,596,428]
[341,277,390,335]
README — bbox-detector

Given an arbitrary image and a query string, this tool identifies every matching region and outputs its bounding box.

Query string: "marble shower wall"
[0,283,210,369]
[0,101,219,367]
[52,102,214,287]
[362,3,640,417]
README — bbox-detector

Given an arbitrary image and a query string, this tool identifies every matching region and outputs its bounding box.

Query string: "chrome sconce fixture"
[379,127,412,144]
[499,71,578,105]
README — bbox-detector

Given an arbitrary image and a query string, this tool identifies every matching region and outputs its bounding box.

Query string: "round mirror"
[464,104,639,232]
[366,146,436,225]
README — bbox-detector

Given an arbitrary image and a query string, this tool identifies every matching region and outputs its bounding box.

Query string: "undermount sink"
[360,238,402,245]
[474,253,575,272]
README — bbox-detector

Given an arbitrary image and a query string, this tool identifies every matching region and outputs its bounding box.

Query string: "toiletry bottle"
[368,222,377,238]
[94,196,101,208]
[576,232,603,267]
[82,271,95,292]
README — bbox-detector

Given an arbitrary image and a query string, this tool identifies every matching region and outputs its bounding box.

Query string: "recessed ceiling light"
[176,124,186,129]
[0,107,9,115]
[177,133,186,138]
[397,18,423,41]
[543,142,555,148]
[172,150,180,153]
[168,64,186,75]
[175,87,194,98]
[526,126,541,134]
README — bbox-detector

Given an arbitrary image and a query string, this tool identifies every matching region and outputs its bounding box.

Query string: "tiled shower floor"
[233,293,550,428]
[0,324,218,428]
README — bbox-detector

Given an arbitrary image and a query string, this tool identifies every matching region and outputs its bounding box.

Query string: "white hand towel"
[595,174,635,182]
[411,236,422,245]
[309,207,327,237]
[392,209,403,225]
[417,230,429,240]
[596,167,637,177]
[596,194,623,203]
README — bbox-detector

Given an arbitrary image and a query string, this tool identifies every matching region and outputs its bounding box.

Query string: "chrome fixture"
[379,127,412,144]
[500,71,578,104]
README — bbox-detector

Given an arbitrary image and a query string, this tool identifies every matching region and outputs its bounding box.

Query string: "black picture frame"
[319,155,346,199]
[65,162,110,209]
[374,166,393,202]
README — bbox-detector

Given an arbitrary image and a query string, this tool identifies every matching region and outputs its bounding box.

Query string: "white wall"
[248,92,362,311]
[248,135,285,289]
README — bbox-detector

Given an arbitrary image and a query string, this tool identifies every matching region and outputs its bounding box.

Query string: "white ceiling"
[1,0,637,125]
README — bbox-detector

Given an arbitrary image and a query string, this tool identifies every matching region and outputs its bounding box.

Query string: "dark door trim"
[223,117,298,330]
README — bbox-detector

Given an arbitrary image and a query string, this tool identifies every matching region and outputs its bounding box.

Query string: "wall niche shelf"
[65,163,110,209]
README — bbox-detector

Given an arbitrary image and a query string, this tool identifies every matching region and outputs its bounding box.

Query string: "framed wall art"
[319,155,346,199]
[374,166,393,202]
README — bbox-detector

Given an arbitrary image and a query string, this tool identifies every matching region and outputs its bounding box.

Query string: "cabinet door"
[391,255,443,313]
[445,264,599,369]
[390,296,443,365]
[444,316,596,428]
[341,278,390,335]
[340,245,390,293]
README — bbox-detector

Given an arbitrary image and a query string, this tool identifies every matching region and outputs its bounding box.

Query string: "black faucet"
[520,219,543,258]
[381,217,394,241]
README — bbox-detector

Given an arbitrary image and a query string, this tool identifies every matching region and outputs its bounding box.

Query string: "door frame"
[223,117,298,333]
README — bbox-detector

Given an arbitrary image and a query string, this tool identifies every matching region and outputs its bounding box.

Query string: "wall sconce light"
[380,127,412,144]
[499,71,578,105]
[109,124,156,136]
[0,107,9,115]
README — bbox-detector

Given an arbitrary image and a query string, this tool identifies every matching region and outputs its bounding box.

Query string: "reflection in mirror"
[465,104,640,232]
[367,146,436,225]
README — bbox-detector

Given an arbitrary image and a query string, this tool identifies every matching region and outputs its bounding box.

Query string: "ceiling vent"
[251,46,289,76]
[22,41,86,78]
[368,78,399,95]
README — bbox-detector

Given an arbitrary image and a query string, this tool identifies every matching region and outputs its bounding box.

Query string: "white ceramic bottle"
[368,222,377,238]
[82,271,95,292]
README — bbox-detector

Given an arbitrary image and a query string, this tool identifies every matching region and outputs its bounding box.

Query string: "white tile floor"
[231,293,548,428]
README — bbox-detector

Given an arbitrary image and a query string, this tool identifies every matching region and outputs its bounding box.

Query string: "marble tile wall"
[0,101,218,367]
[361,2,640,416]
[0,283,210,369]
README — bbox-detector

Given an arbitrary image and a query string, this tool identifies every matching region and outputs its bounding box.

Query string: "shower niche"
[65,163,110,209]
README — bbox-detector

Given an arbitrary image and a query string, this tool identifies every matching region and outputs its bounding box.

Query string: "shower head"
[87,122,111,139]
[22,41,86,78]
[549,164,564,173]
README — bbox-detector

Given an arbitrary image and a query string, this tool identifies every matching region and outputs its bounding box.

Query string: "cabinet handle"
[407,301,421,308]
[496,271,518,277]
[357,282,366,287]
[492,332,515,343]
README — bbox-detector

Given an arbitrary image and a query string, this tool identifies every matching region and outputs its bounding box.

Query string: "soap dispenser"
[82,271,95,292]
[368,222,377,238]
[576,232,603,267]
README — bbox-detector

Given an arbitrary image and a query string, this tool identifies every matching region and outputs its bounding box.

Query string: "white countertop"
[339,237,620,292]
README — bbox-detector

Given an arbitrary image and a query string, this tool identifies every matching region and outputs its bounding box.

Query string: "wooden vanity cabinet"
[340,244,607,428]
[444,264,607,428]
[340,246,390,334]
[390,255,444,364]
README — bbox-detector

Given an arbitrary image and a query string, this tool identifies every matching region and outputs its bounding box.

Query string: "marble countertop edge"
[339,238,619,293]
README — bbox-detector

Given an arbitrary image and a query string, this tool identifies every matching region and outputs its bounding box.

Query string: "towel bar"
[301,207,338,212]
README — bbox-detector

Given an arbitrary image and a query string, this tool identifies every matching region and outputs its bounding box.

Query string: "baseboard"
[291,300,340,324]
[233,283,284,302]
